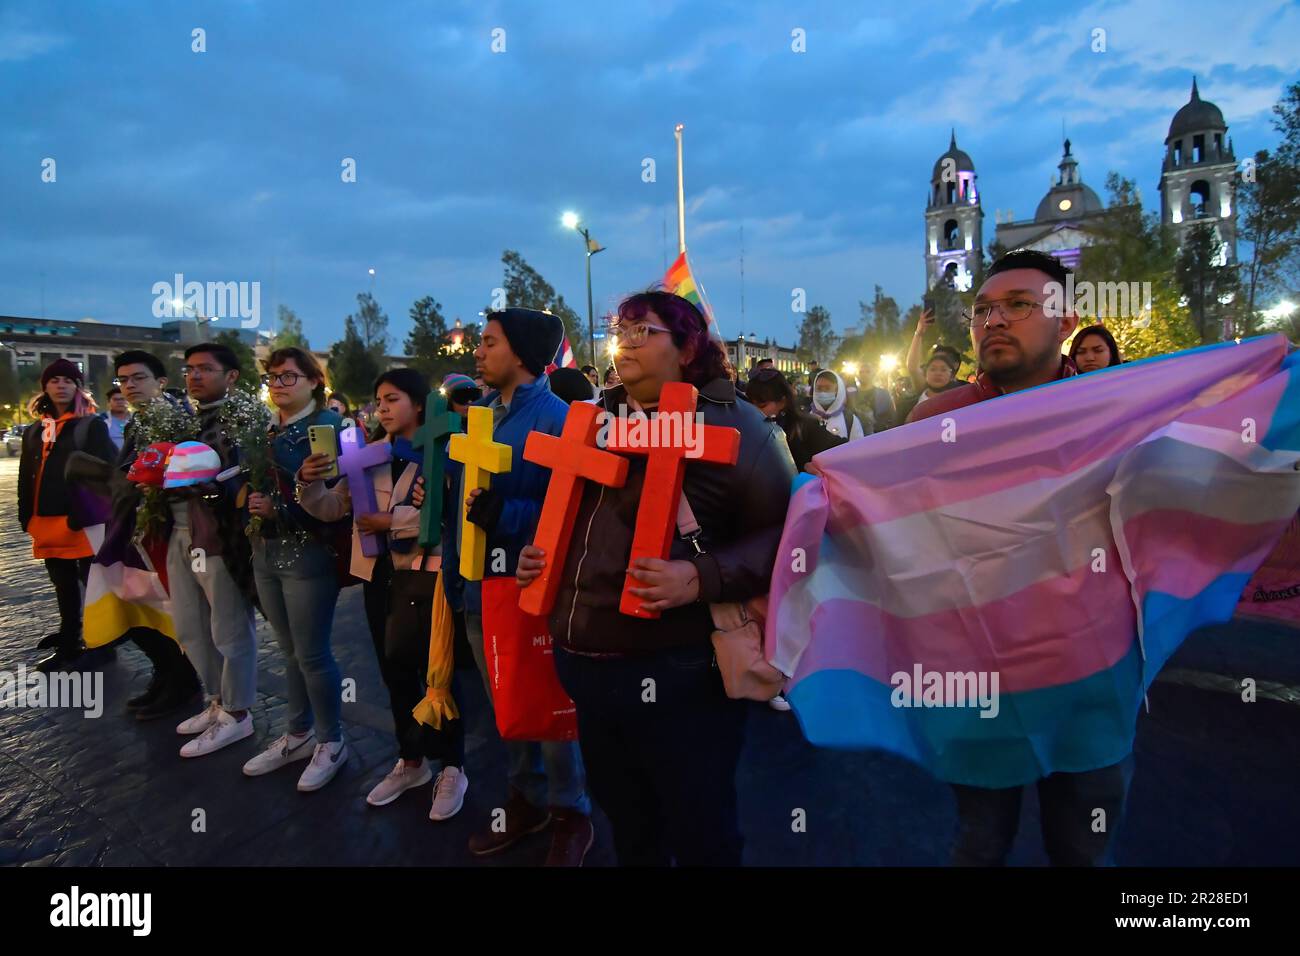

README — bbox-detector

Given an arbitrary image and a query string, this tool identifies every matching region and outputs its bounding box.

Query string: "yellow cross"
[448,405,513,581]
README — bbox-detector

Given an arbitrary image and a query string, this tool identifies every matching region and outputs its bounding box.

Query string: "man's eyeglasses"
[962,297,1044,330]
[609,322,672,348]
[263,371,305,387]
[181,364,224,377]
[113,373,154,386]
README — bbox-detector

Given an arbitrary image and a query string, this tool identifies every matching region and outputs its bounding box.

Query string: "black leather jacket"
[550,377,796,655]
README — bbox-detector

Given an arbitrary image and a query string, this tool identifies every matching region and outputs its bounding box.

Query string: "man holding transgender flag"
[769,250,1300,866]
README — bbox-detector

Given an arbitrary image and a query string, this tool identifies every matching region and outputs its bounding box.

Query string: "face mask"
[814,390,836,407]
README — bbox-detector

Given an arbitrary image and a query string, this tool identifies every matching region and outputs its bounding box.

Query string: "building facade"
[0,315,261,396]
[924,131,984,291]
[725,336,801,374]
[925,77,1237,285]
[1159,77,1237,265]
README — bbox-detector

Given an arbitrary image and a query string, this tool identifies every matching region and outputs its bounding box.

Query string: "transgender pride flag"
[767,334,1300,789]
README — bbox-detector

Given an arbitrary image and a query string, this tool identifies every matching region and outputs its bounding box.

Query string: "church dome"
[932,130,975,181]
[1168,77,1226,140]
[1034,183,1103,221]
[1033,139,1103,221]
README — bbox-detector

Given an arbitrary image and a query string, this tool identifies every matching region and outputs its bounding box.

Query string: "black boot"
[127,629,172,710]
[135,662,202,721]
[127,669,166,710]
[78,644,117,668]
[34,643,84,674]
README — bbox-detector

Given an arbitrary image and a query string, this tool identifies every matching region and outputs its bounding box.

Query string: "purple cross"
[339,427,393,557]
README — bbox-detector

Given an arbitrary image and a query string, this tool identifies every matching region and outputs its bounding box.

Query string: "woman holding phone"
[297,368,468,819]
[241,347,351,792]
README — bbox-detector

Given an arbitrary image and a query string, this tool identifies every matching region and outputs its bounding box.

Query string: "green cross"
[411,390,463,548]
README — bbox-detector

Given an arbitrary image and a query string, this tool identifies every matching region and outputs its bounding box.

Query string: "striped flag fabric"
[766,334,1300,789]
[83,519,175,648]
[663,250,723,342]
[556,336,577,369]
[545,337,578,375]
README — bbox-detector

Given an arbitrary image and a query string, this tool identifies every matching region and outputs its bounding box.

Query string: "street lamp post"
[563,212,604,368]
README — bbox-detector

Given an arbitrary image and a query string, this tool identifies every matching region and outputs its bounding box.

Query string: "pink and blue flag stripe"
[766,334,1300,788]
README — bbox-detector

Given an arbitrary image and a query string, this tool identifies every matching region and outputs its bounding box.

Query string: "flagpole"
[675,124,686,254]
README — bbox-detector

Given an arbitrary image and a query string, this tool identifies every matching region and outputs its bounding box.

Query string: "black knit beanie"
[487,308,565,378]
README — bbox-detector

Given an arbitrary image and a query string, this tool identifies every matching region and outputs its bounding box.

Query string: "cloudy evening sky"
[2,0,1298,352]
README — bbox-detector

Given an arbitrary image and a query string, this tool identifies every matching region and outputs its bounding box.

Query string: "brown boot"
[544,809,594,867]
[468,790,551,857]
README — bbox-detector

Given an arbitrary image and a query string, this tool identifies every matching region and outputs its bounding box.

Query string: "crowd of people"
[15,249,1149,867]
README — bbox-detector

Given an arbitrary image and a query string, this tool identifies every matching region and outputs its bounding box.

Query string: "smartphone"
[307,425,340,480]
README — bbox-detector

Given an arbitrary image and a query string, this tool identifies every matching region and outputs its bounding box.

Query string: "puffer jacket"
[462,376,568,615]
[18,411,116,546]
[550,376,797,655]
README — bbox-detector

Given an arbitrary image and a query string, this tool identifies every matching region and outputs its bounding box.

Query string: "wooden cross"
[339,426,393,558]
[606,381,740,618]
[518,401,628,616]
[447,405,512,581]
[408,391,462,548]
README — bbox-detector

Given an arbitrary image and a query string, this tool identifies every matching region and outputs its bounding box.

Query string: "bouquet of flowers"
[218,389,276,537]
[132,396,198,542]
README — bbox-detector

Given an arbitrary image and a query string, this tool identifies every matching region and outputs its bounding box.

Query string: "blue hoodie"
[459,375,568,615]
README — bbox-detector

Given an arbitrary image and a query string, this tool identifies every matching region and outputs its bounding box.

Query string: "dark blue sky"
[3,0,1297,352]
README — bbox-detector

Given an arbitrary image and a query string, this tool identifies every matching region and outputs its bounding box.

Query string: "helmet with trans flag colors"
[163,441,221,489]
[127,442,177,487]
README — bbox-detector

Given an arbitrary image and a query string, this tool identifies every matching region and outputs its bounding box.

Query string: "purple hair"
[615,291,731,387]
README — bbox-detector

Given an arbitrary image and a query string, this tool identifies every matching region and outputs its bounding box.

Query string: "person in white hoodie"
[809,369,867,440]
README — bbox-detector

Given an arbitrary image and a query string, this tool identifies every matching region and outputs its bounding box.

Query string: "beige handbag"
[673,492,786,702]
[709,595,786,701]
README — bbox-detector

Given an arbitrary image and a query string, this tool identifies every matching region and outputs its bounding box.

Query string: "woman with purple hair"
[516,291,796,866]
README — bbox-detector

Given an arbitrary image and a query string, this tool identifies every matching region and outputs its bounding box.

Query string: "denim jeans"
[950,754,1135,866]
[252,538,343,742]
[466,612,589,814]
[166,527,257,711]
[554,642,748,866]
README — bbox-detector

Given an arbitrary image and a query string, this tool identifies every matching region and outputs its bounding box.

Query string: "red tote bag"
[480,577,578,741]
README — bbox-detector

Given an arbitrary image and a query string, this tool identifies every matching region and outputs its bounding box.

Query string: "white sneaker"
[297,740,348,792]
[366,758,433,807]
[176,700,221,735]
[429,766,468,821]
[242,731,317,777]
[768,694,792,712]
[180,709,253,758]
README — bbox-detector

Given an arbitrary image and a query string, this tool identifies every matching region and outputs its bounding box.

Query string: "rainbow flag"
[663,250,722,342]
[767,334,1300,788]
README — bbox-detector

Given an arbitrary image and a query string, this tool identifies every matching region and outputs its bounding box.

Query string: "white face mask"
[814,390,836,408]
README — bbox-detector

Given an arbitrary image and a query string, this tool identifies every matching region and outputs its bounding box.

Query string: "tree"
[842,286,909,373]
[272,305,310,350]
[348,292,390,360]
[1076,173,1198,359]
[213,330,260,393]
[926,281,971,351]
[499,250,584,363]
[327,316,382,405]
[1176,222,1239,342]
[1237,83,1300,330]
[403,296,478,382]
[797,305,839,368]
[405,295,449,381]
